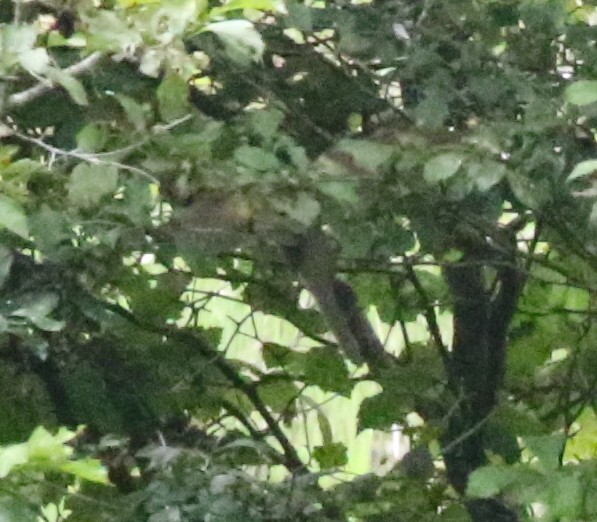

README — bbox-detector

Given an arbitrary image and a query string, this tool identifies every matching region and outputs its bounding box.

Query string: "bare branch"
[12,130,159,184]
[441,409,495,456]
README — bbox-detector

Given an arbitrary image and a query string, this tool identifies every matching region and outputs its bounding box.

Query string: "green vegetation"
[0,0,597,520]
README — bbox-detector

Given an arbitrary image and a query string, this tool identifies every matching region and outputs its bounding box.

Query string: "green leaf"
[139,49,164,77]
[467,465,520,497]
[48,68,89,106]
[358,390,406,431]
[283,143,309,170]
[0,443,29,478]
[272,192,321,226]
[484,420,520,464]
[39,503,59,522]
[209,0,275,16]
[567,159,597,182]
[76,123,108,153]
[115,94,148,130]
[258,379,299,413]
[27,426,72,460]
[547,474,583,520]
[234,145,280,171]
[0,24,37,54]
[12,292,65,332]
[125,271,188,322]
[493,403,547,437]
[317,411,333,446]
[0,497,37,521]
[351,273,398,324]
[565,80,597,106]
[18,48,49,74]
[0,145,18,163]
[565,408,597,460]
[249,108,284,141]
[442,248,464,262]
[412,96,450,129]
[262,343,307,373]
[303,348,351,394]
[157,73,190,121]
[118,0,161,7]
[0,426,108,487]
[333,139,396,172]
[0,195,28,238]
[467,159,507,191]
[522,435,565,470]
[119,178,155,227]
[0,158,44,185]
[67,164,118,208]
[60,458,108,484]
[438,504,471,521]
[29,206,71,254]
[286,0,313,31]
[85,10,143,53]
[0,25,37,75]
[149,0,202,37]
[204,20,265,65]
[317,180,359,205]
[423,152,464,183]
[48,426,77,445]
[313,442,347,469]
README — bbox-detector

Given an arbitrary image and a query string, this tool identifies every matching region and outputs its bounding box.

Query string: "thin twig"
[404,263,449,363]
[101,299,306,473]
[441,409,495,456]
[13,130,159,184]
[152,114,193,133]
[7,52,104,108]
[397,319,412,356]
[221,398,262,439]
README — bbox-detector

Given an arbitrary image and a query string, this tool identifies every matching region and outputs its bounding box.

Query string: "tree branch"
[285,228,393,370]
[404,263,449,366]
[12,129,159,184]
[100,300,306,473]
[7,52,103,109]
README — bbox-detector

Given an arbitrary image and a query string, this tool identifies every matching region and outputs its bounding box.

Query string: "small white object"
[393,23,410,41]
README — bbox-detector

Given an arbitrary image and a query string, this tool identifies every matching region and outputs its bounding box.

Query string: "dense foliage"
[1,0,597,520]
